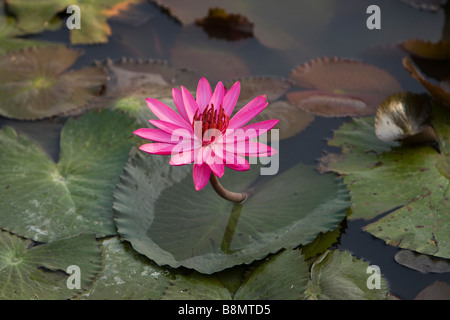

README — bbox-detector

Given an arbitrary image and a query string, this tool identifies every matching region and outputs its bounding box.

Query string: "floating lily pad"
[225,76,315,140]
[394,249,450,273]
[402,39,450,60]
[414,281,450,300]
[374,92,437,144]
[319,103,450,259]
[286,57,403,117]
[7,0,142,44]
[304,250,389,300]
[114,151,350,274]
[403,56,450,108]
[0,109,137,242]
[0,2,56,55]
[0,46,106,120]
[76,237,172,300]
[0,231,101,300]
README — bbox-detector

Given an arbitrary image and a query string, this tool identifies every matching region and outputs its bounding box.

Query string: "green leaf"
[319,103,450,259]
[234,249,309,300]
[114,151,350,274]
[0,46,106,120]
[76,237,172,300]
[7,0,142,44]
[0,109,137,242]
[304,250,388,300]
[0,231,101,300]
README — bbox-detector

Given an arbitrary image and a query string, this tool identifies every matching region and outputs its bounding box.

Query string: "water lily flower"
[133,77,278,202]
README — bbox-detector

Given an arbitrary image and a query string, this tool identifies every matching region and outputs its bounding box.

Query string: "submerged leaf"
[287,57,403,117]
[0,109,138,242]
[195,7,254,41]
[114,153,350,274]
[0,231,101,300]
[0,46,106,120]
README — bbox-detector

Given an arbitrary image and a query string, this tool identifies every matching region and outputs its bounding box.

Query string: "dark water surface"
[1,0,449,299]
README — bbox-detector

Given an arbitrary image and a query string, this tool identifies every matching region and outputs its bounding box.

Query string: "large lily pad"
[0,46,106,120]
[0,109,137,242]
[319,103,450,259]
[114,150,350,274]
[286,57,403,117]
[0,231,101,300]
[7,0,141,44]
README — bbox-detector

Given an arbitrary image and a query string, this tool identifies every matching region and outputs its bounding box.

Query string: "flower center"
[192,104,229,144]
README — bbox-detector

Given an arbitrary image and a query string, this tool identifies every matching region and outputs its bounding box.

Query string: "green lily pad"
[0,231,101,300]
[0,109,137,242]
[162,249,388,300]
[7,0,141,44]
[76,236,172,300]
[319,103,450,259]
[114,151,350,274]
[0,46,106,120]
[0,2,56,55]
[304,250,389,300]
[234,249,309,300]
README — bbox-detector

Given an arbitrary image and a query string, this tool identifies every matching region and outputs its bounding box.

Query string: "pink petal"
[209,81,225,110]
[169,149,196,166]
[224,153,250,171]
[222,81,240,116]
[226,141,277,157]
[196,77,212,112]
[139,143,174,155]
[133,128,174,143]
[181,86,199,123]
[172,88,189,123]
[227,95,268,130]
[193,163,211,191]
[224,119,279,143]
[145,98,191,130]
[149,119,194,138]
[208,162,225,178]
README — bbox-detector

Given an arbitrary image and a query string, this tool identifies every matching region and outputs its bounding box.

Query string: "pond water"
[1,0,450,299]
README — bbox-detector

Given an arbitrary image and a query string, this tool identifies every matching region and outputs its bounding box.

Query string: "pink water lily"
[133,77,278,201]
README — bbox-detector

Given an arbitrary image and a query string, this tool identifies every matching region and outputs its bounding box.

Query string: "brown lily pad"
[286,57,403,117]
[402,39,450,60]
[226,76,314,140]
[0,46,106,120]
[403,56,450,108]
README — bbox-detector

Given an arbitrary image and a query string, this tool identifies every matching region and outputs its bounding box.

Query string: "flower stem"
[209,174,247,203]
